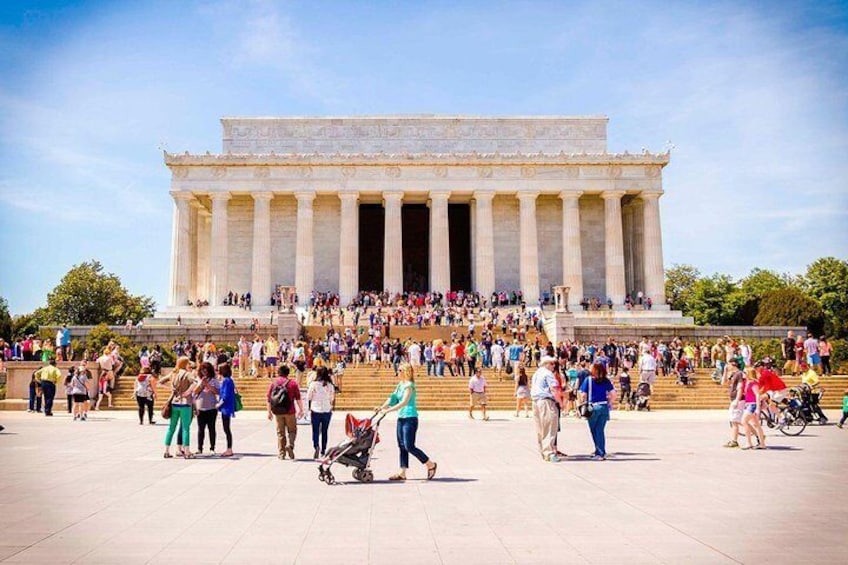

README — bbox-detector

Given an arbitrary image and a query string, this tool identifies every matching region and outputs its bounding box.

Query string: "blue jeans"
[396,417,429,469]
[311,411,332,453]
[587,404,610,456]
[436,360,445,376]
[40,381,56,415]
[28,381,42,412]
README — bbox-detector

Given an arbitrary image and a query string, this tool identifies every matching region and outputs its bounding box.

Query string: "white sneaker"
[547,454,560,463]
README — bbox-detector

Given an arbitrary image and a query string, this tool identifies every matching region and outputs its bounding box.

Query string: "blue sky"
[0,0,846,315]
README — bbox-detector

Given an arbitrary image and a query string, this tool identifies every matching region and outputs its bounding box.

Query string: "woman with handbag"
[160,356,196,459]
[216,362,237,457]
[579,362,616,460]
[307,366,335,459]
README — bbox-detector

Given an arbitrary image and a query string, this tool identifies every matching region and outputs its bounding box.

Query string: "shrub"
[755,288,825,335]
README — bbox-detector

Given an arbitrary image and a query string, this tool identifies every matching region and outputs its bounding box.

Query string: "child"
[618,368,632,410]
[838,389,848,429]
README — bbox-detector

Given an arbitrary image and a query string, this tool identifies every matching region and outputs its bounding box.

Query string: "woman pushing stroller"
[377,362,438,481]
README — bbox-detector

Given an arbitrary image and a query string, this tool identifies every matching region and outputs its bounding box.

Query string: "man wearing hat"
[530,355,563,462]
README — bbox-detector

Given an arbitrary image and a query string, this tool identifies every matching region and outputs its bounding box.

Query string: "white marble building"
[163,116,671,313]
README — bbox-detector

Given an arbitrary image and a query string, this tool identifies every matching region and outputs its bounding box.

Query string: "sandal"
[163,452,173,459]
[388,473,406,481]
[427,462,438,480]
[183,452,195,459]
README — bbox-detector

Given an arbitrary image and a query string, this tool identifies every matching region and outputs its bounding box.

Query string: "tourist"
[755,360,788,426]
[781,330,795,375]
[194,361,220,455]
[250,337,264,377]
[264,335,279,374]
[134,367,156,425]
[468,367,489,420]
[34,359,60,416]
[741,369,766,449]
[267,365,304,460]
[95,348,114,409]
[378,362,437,481]
[819,337,832,376]
[637,349,657,391]
[27,370,41,413]
[507,339,523,374]
[237,336,250,378]
[69,362,90,421]
[530,356,562,462]
[618,367,632,410]
[64,367,75,413]
[491,339,505,379]
[514,365,531,417]
[838,388,848,429]
[803,332,820,369]
[216,362,236,457]
[307,365,335,459]
[580,362,616,460]
[724,359,746,448]
[149,345,163,377]
[161,356,196,458]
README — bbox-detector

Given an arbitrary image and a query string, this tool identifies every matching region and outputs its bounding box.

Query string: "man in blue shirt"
[507,339,523,374]
[530,356,562,462]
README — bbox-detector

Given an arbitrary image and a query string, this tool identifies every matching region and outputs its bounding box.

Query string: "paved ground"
[0,408,845,564]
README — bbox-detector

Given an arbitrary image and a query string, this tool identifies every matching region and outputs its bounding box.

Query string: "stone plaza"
[0,409,845,564]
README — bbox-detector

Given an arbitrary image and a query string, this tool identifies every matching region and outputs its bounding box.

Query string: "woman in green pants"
[161,356,196,459]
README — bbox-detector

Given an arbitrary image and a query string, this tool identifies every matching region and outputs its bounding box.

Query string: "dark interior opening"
[449,203,472,291]
[402,204,429,292]
[358,204,384,292]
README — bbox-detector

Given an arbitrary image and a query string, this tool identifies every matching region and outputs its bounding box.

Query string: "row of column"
[169,190,667,309]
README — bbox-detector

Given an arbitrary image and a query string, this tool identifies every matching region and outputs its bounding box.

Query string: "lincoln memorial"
[162,116,673,318]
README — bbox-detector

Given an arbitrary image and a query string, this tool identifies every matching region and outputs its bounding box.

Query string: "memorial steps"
[109,370,848,411]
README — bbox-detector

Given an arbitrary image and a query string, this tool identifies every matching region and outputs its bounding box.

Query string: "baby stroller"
[795,383,828,425]
[318,411,385,485]
[675,359,694,386]
[633,381,652,411]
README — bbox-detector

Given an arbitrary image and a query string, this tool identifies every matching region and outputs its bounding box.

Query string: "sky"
[0,0,846,315]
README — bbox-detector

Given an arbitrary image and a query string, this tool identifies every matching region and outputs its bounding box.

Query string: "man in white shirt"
[530,356,562,462]
[250,338,264,378]
[638,351,657,391]
[408,341,421,371]
[468,368,489,421]
[491,341,505,379]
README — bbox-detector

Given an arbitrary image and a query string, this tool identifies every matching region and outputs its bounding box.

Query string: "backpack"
[269,379,293,415]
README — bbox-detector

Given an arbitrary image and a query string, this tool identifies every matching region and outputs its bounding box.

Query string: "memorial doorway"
[358,204,384,292]
[449,203,472,291]
[402,204,429,291]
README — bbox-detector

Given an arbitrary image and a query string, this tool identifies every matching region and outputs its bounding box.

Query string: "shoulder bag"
[578,378,594,418]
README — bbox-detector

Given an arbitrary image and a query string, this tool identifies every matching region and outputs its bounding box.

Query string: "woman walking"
[378,362,437,481]
[514,365,531,417]
[742,370,766,449]
[579,362,616,460]
[161,356,195,459]
[307,366,335,459]
[216,362,236,457]
[134,367,156,425]
[194,362,220,455]
[69,364,90,421]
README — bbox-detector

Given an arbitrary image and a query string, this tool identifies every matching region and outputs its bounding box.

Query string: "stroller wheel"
[325,471,335,485]
[353,469,363,482]
[362,470,374,483]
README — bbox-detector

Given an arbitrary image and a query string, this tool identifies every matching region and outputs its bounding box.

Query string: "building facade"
[164,116,670,310]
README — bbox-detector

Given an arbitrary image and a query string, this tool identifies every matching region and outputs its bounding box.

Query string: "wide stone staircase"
[111,368,848,411]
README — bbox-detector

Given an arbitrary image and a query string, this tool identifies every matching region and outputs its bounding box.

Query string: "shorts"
[729,401,746,423]
[72,394,88,403]
[470,392,488,406]
[768,390,787,403]
[516,386,530,399]
[294,361,306,372]
[640,370,656,384]
[266,357,278,367]
[745,403,757,414]
[807,353,820,366]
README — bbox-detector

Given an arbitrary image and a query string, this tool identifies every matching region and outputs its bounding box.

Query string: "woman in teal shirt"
[378,362,437,481]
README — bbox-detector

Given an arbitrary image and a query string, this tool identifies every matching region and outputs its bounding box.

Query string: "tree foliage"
[43,261,156,325]
[0,297,12,342]
[754,288,825,335]
[664,264,700,313]
[801,257,848,337]
[732,268,793,325]
[686,274,739,325]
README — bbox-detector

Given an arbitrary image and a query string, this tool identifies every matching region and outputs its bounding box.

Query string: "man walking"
[468,367,489,420]
[638,350,657,392]
[35,359,61,416]
[267,366,304,460]
[530,356,562,462]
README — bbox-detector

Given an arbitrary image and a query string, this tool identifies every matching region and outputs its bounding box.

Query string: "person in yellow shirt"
[801,365,820,388]
[35,359,61,416]
[264,336,279,378]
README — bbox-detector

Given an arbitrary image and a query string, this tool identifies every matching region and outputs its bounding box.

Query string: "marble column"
[517,191,540,305]
[338,192,360,304]
[188,200,199,302]
[429,190,451,294]
[251,192,273,307]
[294,191,316,301]
[602,190,626,306]
[641,192,667,305]
[196,207,211,302]
[383,191,404,294]
[473,190,496,299]
[168,191,193,307]
[559,191,583,308]
[209,192,231,306]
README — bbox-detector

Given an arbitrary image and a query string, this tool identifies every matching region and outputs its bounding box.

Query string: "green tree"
[11,307,48,338]
[754,287,825,335]
[801,257,848,337]
[686,274,739,325]
[664,264,700,314]
[0,297,12,342]
[43,261,156,325]
[732,268,792,325]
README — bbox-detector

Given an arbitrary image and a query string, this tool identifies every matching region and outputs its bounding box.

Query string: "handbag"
[578,378,594,418]
[160,393,173,419]
[234,392,243,412]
